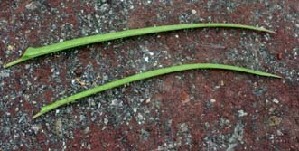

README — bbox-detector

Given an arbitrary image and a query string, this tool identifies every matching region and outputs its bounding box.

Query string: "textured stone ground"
[0,0,298,150]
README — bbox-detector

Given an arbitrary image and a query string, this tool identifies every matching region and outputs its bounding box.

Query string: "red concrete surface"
[0,0,298,150]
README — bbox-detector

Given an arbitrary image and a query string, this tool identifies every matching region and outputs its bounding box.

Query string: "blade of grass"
[4,23,274,68]
[33,63,281,118]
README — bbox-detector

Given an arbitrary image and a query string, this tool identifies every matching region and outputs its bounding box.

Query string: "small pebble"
[7,45,14,51]
[54,118,62,137]
[148,52,154,56]
[191,9,197,14]
[210,99,216,103]
[83,127,90,134]
[273,98,279,104]
[238,109,248,117]
[220,80,224,86]
[268,116,282,126]
[32,125,41,134]
[276,130,284,136]
[25,64,30,69]
[145,98,151,103]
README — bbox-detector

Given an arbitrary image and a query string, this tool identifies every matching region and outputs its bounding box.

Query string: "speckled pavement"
[0,1,298,150]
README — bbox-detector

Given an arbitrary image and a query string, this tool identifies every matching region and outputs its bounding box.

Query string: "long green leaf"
[4,24,274,68]
[33,63,280,118]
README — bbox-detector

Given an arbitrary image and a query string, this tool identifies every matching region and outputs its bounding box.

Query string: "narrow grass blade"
[4,24,274,68]
[32,63,280,118]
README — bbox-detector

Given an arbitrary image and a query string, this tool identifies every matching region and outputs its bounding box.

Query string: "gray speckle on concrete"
[227,122,244,151]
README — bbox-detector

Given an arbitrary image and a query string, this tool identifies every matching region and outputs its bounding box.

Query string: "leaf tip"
[33,112,43,119]
[259,27,275,34]
[274,75,282,79]
[3,58,24,68]
[267,73,282,79]
[266,30,276,34]
[3,64,10,69]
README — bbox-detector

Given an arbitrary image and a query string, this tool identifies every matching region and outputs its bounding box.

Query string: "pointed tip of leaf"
[4,58,24,68]
[256,26,275,34]
[33,112,42,119]
[273,75,282,79]
[263,29,276,34]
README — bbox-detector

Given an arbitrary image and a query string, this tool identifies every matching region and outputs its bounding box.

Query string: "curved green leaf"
[33,63,280,118]
[4,24,274,68]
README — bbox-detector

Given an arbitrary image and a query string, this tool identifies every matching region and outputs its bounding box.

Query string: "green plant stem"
[5,24,274,68]
[33,63,280,118]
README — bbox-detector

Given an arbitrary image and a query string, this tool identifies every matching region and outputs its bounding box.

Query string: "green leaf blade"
[5,23,274,68]
[32,63,280,119]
